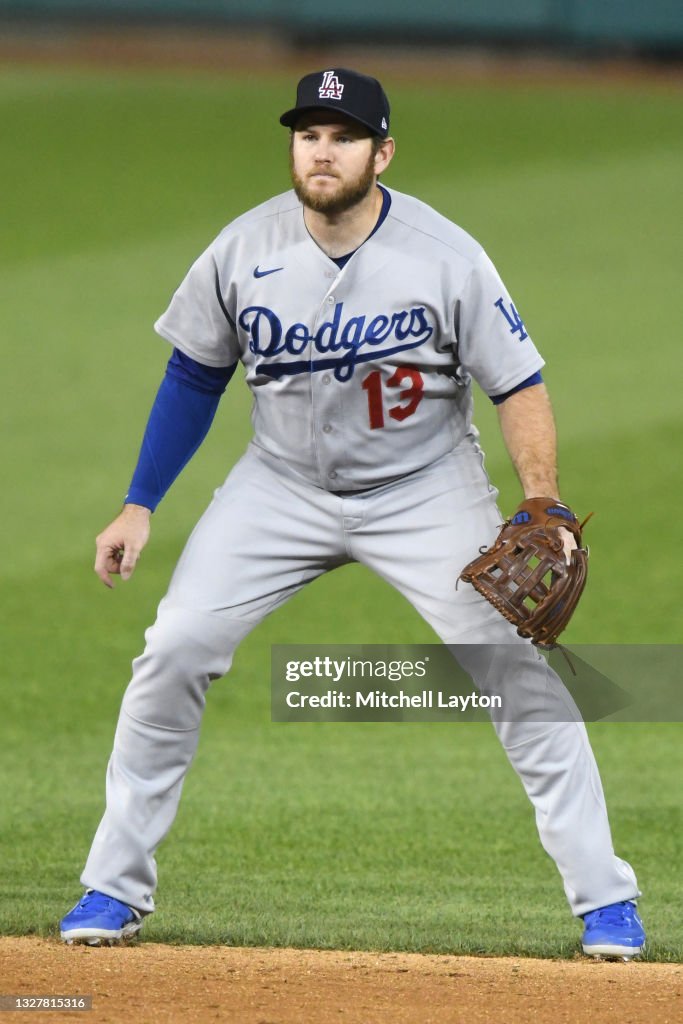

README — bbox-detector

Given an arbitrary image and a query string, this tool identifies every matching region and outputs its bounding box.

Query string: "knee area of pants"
[141,614,235,669]
[131,637,233,684]
[123,629,234,725]
[121,653,231,731]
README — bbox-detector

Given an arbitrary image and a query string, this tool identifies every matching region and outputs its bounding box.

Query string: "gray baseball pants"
[82,440,639,916]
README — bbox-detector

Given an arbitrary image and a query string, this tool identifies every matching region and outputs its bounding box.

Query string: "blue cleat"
[582,900,645,960]
[60,889,143,946]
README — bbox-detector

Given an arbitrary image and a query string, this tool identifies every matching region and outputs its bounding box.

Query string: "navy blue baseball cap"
[280,68,390,138]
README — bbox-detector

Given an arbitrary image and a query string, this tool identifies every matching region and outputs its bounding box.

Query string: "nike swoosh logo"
[253,265,284,278]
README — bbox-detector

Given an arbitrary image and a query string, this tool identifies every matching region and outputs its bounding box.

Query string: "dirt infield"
[1,938,681,1024]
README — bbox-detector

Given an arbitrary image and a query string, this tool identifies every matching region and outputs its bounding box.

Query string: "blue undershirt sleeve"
[490,370,544,405]
[125,349,238,511]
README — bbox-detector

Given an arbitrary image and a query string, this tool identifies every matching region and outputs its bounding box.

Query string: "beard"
[290,149,376,216]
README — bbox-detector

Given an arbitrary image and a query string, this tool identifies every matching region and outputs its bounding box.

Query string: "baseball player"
[60,69,645,959]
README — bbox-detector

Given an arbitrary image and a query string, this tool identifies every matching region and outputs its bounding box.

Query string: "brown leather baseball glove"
[459,497,589,646]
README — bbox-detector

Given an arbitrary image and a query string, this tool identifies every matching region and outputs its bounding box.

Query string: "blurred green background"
[1,61,681,959]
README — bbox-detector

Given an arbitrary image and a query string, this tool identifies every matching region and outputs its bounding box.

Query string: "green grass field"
[1,64,681,960]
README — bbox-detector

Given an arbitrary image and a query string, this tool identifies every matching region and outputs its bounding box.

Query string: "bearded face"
[289,121,379,216]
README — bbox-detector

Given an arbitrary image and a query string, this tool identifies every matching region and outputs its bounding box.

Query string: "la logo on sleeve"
[494,297,528,341]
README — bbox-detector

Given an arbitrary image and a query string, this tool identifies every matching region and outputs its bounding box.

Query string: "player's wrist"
[122,502,153,518]
[521,485,559,501]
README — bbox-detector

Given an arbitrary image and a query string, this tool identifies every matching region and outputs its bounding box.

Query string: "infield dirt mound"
[1,937,681,1024]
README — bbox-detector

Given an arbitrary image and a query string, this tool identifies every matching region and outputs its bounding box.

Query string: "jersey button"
[323,424,333,434]
[329,470,338,480]
[327,295,335,305]
[322,374,331,385]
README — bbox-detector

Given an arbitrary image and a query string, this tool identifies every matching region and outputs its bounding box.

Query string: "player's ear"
[374,137,395,176]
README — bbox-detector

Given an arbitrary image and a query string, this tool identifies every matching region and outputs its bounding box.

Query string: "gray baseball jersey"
[155,186,544,491]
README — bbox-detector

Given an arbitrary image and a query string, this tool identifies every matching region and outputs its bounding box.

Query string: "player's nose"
[312,139,334,162]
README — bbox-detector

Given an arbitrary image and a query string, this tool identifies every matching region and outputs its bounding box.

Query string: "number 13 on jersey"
[361,366,424,430]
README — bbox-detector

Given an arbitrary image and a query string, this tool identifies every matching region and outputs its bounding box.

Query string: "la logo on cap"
[318,71,344,100]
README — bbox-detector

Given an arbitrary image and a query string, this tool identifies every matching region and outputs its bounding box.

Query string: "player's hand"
[95,504,152,588]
